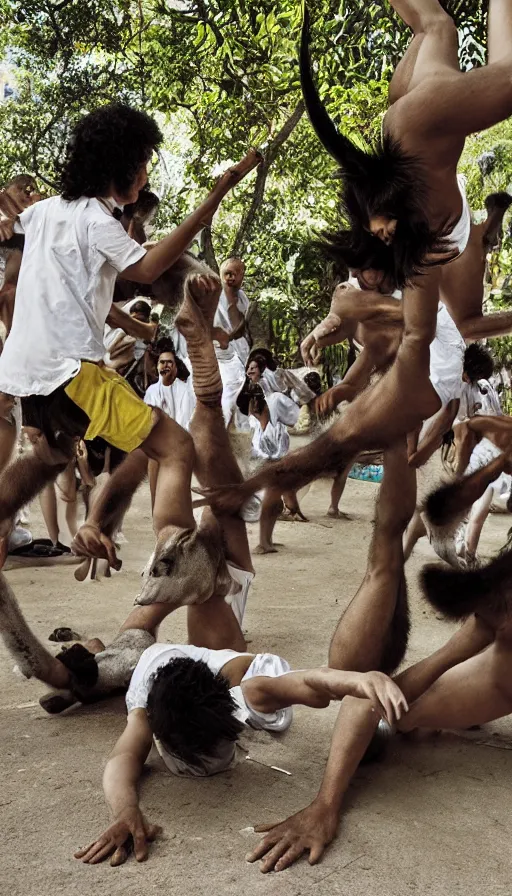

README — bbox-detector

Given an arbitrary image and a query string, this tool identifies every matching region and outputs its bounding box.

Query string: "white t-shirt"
[144,376,196,431]
[0,196,146,396]
[126,642,292,776]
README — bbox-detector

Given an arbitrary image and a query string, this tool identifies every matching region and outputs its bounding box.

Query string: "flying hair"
[300,7,454,287]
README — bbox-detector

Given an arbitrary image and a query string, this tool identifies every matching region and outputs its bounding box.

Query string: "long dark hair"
[300,8,452,287]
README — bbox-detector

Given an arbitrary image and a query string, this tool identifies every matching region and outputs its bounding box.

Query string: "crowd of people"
[1,0,512,875]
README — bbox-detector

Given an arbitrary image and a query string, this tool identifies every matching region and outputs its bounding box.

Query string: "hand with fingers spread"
[71,521,122,571]
[247,800,338,873]
[75,807,161,866]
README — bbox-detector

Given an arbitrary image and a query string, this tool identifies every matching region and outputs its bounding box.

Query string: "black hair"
[146,658,244,770]
[304,371,322,396]
[300,9,453,287]
[122,185,160,221]
[154,335,190,382]
[59,103,162,201]
[247,354,267,374]
[129,299,151,320]
[463,343,494,383]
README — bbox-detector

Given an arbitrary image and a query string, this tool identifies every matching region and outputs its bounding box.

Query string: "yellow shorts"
[65,363,153,453]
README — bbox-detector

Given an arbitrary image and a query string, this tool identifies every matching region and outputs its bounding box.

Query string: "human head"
[463,343,494,384]
[4,174,41,209]
[300,12,444,287]
[247,382,267,417]
[158,350,178,386]
[220,257,245,290]
[246,355,266,383]
[59,103,162,205]
[146,658,244,772]
[129,299,151,323]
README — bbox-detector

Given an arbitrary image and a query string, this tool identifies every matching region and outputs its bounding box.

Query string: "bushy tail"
[380,572,410,675]
[422,549,512,621]
[0,572,61,681]
[425,478,471,529]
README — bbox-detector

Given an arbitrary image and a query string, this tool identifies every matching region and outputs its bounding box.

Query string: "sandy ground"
[1,474,512,896]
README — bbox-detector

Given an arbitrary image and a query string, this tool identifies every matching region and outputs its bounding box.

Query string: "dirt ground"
[1,474,512,896]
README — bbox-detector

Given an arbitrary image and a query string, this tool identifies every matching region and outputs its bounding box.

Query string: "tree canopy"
[1,0,510,373]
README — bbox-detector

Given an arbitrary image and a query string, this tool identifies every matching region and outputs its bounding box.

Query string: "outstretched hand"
[247,800,338,873]
[0,189,25,242]
[343,670,408,726]
[75,808,161,866]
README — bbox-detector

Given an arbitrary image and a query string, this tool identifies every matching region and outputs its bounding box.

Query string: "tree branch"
[232,100,305,256]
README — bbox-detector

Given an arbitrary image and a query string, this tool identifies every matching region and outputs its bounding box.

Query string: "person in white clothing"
[144,343,195,431]
[213,257,251,426]
[0,104,260,568]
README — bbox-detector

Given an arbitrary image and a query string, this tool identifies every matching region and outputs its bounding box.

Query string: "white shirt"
[126,643,292,776]
[214,288,250,364]
[0,195,146,396]
[144,376,196,431]
[249,415,290,460]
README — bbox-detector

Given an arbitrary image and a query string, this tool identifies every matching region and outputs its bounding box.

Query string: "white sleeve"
[144,385,157,407]
[91,217,147,273]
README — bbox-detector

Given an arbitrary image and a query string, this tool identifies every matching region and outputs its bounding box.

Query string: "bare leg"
[39,484,59,544]
[465,486,493,557]
[403,507,427,560]
[199,273,441,512]
[255,487,283,555]
[328,468,351,518]
[329,440,415,675]
[0,572,71,689]
[398,639,512,732]
[0,452,66,564]
[55,462,78,541]
[148,459,158,511]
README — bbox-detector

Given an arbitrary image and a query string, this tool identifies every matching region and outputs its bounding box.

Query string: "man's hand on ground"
[247,800,338,872]
[75,808,162,866]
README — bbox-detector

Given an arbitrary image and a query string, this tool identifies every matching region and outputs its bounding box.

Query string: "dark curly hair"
[146,658,244,771]
[59,103,162,201]
[463,343,494,384]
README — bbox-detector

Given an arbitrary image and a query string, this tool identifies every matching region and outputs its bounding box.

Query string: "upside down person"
[201,0,512,518]
[0,102,261,570]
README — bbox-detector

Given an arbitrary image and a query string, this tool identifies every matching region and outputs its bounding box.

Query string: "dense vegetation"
[1,1,510,375]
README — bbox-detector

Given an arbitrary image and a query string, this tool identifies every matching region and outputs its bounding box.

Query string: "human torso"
[384,102,466,238]
[0,196,145,396]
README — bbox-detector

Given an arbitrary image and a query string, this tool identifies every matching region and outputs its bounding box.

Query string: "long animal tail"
[0,572,66,682]
[421,549,512,622]
[424,478,471,530]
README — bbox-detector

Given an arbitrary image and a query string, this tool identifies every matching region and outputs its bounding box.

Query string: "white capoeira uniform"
[249,412,290,461]
[213,289,249,428]
[466,437,511,507]
[125,643,292,776]
[144,376,196,431]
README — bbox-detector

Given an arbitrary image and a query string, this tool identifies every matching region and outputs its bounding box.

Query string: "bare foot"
[278,508,309,522]
[254,543,280,554]
[327,508,351,519]
[176,273,221,338]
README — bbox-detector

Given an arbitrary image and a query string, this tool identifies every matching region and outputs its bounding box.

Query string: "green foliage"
[0,0,500,372]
